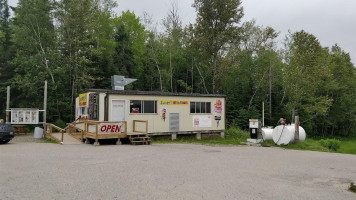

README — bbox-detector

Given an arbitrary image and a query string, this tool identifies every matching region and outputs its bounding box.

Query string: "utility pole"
[43,81,47,123]
[262,102,265,127]
[269,63,272,121]
[6,86,10,123]
[295,116,300,141]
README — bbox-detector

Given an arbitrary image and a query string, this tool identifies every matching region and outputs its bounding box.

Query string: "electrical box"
[249,119,260,139]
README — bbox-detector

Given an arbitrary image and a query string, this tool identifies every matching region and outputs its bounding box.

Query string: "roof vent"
[111,75,137,90]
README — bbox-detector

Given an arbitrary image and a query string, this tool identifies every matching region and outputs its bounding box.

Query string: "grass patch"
[261,137,356,155]
[151,127,356,155]
[349,182,356,193]
[41,138,58,144]
[151,127,249,146]
[338,137,356,155]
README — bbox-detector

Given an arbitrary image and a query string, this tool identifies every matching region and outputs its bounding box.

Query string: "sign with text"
[160,100,188,105]
[88,93,99,120]
[79,93,88,107]
[193,115,212,128]
[98,122,125,134]
[10,109,39,124]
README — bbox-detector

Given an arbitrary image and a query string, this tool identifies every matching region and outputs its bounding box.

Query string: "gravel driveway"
[1,141,355,200]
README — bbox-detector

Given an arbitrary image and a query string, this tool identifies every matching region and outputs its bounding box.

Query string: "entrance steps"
[128,133,151,145]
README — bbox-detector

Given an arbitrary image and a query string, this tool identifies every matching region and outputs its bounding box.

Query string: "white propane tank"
[261,128,273,140]
[272,125,306,145]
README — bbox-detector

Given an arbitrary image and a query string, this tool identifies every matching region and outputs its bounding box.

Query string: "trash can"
[34,127,44,139]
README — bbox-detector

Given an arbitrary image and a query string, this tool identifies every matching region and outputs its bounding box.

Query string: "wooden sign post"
[295,116,300,141]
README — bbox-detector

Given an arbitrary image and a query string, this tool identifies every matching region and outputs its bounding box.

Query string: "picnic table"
[12,125,28,135]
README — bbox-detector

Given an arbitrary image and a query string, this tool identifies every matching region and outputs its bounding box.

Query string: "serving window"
[130,100,157,114]
[190,102,211,114]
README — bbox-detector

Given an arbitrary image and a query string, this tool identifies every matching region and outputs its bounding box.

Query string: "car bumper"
[0,133,15,140]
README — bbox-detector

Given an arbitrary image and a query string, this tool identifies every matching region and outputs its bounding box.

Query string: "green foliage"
[41,137,58,144]
[0,0,355,139]
[54,119,66,129]
[349,182,356,193]
[152,127,249,146]
[193,0,244,93]
[225,127,249,141]
[262,138,356,155]
[319,139,341,151]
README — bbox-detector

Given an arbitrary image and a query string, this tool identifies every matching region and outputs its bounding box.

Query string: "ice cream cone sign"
[214,100,223,127]
[214,100,222,113]
[161,108,167,121]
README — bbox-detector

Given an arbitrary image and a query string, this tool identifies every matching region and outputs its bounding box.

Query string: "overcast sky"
[8,0,356,64]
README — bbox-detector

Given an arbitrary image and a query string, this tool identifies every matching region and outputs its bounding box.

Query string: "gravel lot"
[1,138,356,200]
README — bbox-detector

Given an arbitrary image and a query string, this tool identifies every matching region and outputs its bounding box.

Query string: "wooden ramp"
[51,132,83,145]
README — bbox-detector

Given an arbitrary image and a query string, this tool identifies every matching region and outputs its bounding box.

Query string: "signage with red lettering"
[98,122,125,134]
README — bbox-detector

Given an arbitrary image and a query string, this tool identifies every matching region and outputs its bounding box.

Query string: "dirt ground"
[1,136,356,200]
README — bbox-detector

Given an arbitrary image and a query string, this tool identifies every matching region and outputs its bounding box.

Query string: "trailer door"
[111,100,126,121]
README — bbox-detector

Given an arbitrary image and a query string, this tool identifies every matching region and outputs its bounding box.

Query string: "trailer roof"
[86,89,226,98]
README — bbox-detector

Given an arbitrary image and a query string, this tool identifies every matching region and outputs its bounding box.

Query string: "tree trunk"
[212,55,217,93]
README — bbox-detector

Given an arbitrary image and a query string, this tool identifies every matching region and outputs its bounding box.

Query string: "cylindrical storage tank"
[298,126,306,141]
[272,125,294,145]
[261,128,273,141]
[284,125,306,142]
[272,125,306,145]
[34,127,44,139]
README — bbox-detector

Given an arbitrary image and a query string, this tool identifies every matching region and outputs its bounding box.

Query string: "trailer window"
[130,100,157,114]
[190,102,211,114]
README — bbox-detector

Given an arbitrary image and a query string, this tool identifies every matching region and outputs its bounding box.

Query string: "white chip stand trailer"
[76,89,226,139]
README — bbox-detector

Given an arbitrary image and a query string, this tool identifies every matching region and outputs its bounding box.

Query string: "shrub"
[54,119,67,129]
[226,127,249,140]
[320,139,341,151]
[349,182,356,193]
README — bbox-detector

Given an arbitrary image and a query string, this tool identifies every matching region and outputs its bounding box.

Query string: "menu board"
[88,93,99,120]
[192,115,212,128]
[11,109,39,124]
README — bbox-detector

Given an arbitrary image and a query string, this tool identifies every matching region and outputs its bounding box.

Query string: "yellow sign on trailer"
[79,93,87,107]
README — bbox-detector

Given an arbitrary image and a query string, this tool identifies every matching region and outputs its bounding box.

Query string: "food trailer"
[75,89,226,139]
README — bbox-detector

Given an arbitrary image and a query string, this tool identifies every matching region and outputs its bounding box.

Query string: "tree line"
[0,0,355,137]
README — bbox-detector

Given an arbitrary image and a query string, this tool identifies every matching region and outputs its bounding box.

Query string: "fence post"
[61,130,64,143]
[95,123,99,145]
[43,123,46,137]
[145,120,148,134]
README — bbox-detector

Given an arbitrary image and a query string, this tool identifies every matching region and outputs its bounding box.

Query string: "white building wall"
[107,94,225,133]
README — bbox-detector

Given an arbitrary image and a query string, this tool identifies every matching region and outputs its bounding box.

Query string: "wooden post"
[145,121,148,134]
[49,124,52,136]
[43,123,46,137]
[6,86,10,123]
[68,124,72,135]
[262,102,265,127]
[95,123,99,145]
[133,120,136,132]
[295,116,300,141]
[61,130,64,143]
[43,81,47,123]
[269,64,272,121]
